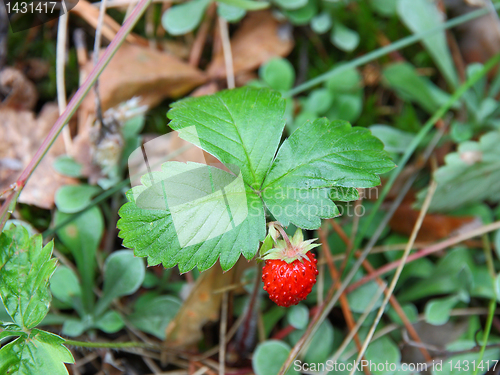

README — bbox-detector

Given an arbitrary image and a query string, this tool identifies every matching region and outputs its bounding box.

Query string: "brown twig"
[348,219,500,292]
[189,2,215,67]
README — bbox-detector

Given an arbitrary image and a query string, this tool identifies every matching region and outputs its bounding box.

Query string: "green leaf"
[310,12,332,34]
[424,295,460,326]
[259,233,275,257]
[128,294,181,339]
[495,273,500,301]
[286,303,308,329]
[252,340,300,375]
[303,88,333,115]
[122,115,145,139]
[331,23,360,52]
[397,0,458,88]
[53,155,83,178]
[326,92,364,123]
[217,3,246,22]
[161,0,211,36]
[55,207,103,312]
[382,62,452,114]
[273,0,306,10]
[370,0,397,16]
[289,320,334,364]
[329,187,359,202]
[495,229,500,260]
[364,337,401,375]
[119,88,394,272]
[283,0,317,25]
[259,58,295,92]
[118,162,266,272]
[95,250,145,316]
[347,281,383,313]
[0,329,73,375]
[62,319,88,337]
[50,266,82,312]
[326,66,362,94]
[0,225,57,329]
[450,121,473,143]
[217,0,269,10]
[369,125,415,153]
[54,184,101,214]
[418,129,500,212]
[94,310,124,333]
[167,87,286,187]
[261,118,395,229]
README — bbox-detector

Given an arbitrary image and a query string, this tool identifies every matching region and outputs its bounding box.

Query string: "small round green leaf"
[259,57,295,91]
[62,319,88,337]
[286,303,308,329]
[283,0,317,25]
[129,295,182,339]
[95,250,145,316]
[370,0,397,16]
[425,296,459,326]
[304,88,333,115]
[364,337,401,375]
[273,0,307,10]
[327,92,363,123]
[53,155,83,178]
[347,281,383,313]
[122,115,145,139]
[494,229,500,260]
[288,320,334,363]
[326,66,362,93]
[162,0,211,35]
[50,266,81,307]
[217,3,246,22]
[55,184,101,214]
[310,12,332,34]
[450,121,473,143]
[252,340,300,375]
[331,23,360,52]
[94,310,124,333]
[369,125,415,153]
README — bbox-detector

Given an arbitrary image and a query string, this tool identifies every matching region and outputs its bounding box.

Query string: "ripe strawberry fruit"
[261,229,319,307]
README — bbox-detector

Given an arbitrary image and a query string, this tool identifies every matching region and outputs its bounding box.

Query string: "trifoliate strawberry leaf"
[418,129,500,212]
[0,329,74,375]
[0,225,57,329]
[261,118,395,228]
[167,87,286,188]
[118,89,395,271]
[118,162,265,272]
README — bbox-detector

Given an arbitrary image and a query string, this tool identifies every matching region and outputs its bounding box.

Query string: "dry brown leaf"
[389,202,475,242]
[447,1,500,65]
[0,67,38,110]
[207,10,294,79]
[165,260,252,348]
[80,43,207,114]
[0,103,77,209]
[71,0,148,45]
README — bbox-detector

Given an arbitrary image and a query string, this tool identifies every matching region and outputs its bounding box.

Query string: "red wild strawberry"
[261,228,319,307]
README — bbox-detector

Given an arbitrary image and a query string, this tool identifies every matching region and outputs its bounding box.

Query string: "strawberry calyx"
[262,227,320,264]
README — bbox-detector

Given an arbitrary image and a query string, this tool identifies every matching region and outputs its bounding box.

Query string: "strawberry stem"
[273,223,292,249]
